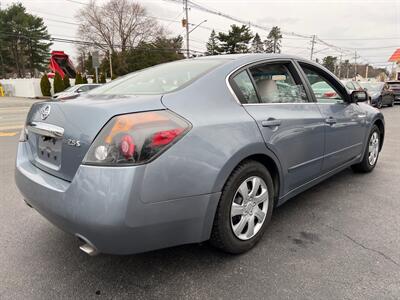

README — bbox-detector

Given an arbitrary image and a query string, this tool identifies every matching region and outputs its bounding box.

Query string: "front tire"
[352,125,380,173]
[377,97,383,109]
[210,160,274,254]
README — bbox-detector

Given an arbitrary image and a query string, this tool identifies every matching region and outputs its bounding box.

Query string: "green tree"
[206,30,220,55]
[75,72,83,85]
[40,74,51,97]
[53,72,65,93]
[92,72,97,84]
[322,56,337,73]
[0,3,52,77]
[82,75,88,84]
[63,75,71,89]
[217,25,253,54]
[124,36,184,74]
[100,73,106,83]
[265,26,282,53]
[251,33,264,53]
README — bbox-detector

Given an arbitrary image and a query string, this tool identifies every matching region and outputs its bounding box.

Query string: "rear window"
[89,59,227,95]
[387,82,400,89]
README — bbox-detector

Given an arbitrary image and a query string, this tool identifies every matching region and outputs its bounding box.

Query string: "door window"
[249,63,308,103]
[231,70,258,104]
[300,65,344,103]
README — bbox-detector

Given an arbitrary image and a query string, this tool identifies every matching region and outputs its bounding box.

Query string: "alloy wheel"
[368,132,379,166]
[230,176,269,240]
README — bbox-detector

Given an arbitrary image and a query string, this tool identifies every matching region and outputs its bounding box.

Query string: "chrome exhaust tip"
[79,243,98,256]
[76,234,98,256]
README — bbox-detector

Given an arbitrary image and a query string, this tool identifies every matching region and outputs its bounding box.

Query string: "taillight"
[83,110,191,166]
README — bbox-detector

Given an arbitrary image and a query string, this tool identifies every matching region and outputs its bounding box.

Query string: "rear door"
[297,62,366,172]
[230,60,325,194]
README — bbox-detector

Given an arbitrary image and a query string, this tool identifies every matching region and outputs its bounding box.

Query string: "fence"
[0,78,76,98]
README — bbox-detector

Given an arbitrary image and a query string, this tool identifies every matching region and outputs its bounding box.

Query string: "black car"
[359,82,395,108]
[386,80,400,104]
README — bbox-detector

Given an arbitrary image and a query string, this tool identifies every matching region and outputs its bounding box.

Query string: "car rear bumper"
[15,142,220,255]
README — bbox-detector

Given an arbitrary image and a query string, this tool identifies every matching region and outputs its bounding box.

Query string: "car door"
[229,60,325,194]
[297,62,366,172]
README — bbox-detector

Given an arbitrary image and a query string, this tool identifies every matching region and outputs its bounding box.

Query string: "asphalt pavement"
[0,98,399,299]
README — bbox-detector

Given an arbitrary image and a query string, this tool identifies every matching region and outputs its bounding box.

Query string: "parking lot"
[1,98,400,299]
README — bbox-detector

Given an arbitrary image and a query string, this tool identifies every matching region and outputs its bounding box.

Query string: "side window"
[231,71,258,104]
[300,65,344,103]
[249,63,308,103]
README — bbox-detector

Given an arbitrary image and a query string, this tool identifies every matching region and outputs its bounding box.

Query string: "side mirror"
[350,90,368,103]
[76,88,83,93]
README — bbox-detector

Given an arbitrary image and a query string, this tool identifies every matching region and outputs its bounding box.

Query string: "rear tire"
[210,160,274,254]
[352,125,380,173]
[389,98,394,107]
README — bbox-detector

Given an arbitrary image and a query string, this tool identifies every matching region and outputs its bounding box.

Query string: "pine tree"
[217,25,253,54]
[63,75,71,89]
[82,75,88,84]
[0,4,51,77]
[40,74,51,97]
[206,30,220,55]
[75,72,83,85]
[251,33,264,53]
[264,26,282,53]
[53,72,65,93]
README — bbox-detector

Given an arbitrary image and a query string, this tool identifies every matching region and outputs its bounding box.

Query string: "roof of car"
[194,53,304,62]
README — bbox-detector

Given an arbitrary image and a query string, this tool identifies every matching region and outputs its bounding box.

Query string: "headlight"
[83,110,191,166]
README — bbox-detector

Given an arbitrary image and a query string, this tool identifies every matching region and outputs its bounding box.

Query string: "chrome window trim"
[225,58,311,106]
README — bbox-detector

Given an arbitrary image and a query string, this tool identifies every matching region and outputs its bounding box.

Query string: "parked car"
[386,80,400,104]
[359,82,394,108]
[310,81,339,99]
[341,80,365,92]
[16,54,384,256]
[342,80,372,105]
[52,84,101,100]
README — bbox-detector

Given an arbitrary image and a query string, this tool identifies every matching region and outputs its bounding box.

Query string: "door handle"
[325,117,337,125]
[262,118,282,127]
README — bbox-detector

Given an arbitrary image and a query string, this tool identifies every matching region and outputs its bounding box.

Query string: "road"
[1,98,400,299]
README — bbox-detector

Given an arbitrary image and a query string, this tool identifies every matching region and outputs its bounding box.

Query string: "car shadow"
[32,167,366,295]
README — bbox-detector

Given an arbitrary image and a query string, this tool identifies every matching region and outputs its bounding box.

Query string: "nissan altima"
[15,54,384,255]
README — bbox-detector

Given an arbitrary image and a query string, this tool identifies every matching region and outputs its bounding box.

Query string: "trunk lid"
[25,94,164,182]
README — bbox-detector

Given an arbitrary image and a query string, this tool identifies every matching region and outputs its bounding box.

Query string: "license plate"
[37,135,62,168]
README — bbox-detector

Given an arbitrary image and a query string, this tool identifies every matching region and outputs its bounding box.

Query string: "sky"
[0,0,399,70]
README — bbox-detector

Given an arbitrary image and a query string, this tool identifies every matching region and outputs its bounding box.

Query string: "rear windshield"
[89,59,227,95]
[387,82,400,88]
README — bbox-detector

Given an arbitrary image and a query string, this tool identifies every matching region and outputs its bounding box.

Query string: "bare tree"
[77,0,162,52]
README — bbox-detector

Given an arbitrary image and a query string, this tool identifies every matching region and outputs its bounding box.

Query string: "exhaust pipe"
[79,243,98,256]
[76,234,98,256]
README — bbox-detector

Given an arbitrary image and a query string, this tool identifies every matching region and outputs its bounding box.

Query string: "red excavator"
[48,51,76,79]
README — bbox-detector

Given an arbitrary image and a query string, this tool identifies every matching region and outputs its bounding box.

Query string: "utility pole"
[338,53,343,79]
[354,50,358,78]
[365,64,369,79]
[184,0,190,59]
[310,35,316,60]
